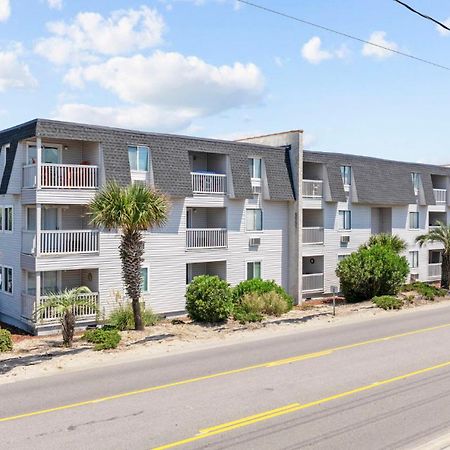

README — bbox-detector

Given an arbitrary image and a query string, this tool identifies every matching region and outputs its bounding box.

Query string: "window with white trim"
[128,146,149,172]
[1,266,12,294]
[246,208,263,231]
[0,206,13,232]
[409,251,419,269]
[247,261,261,280]
[338,254,349,263]
[141,267,149,292]
[409,212,419,229]
[249,158,262,179]
[338,210,351,230]
[340,166,352,185]
[411,172,421,195]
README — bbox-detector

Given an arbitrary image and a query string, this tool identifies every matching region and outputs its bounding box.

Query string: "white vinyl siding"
[246,208,263,231]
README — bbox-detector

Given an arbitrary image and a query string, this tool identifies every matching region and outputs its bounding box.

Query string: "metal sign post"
[330,285,337,316]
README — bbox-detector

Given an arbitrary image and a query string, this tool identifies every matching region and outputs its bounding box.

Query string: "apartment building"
[0,119,447,334]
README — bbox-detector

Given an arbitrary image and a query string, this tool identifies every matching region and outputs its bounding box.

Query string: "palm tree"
[361,233,407,253]
[89,182,169,330]
[416,221,450,289]
[36,287,95,347]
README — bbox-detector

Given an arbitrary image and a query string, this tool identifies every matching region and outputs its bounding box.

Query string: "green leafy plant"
[83,328,121,350]
[372,296,403,310]
[90,182,169,330]
[360,234,406,253]
[405,281,446,301]
[0,329,13,352]
[336,244,409,303]
[232,279,294,309]
[109,304,159,331]
[186,275,233,323]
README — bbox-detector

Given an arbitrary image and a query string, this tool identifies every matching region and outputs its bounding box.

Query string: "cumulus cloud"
[362,31,398,59]
[35,6,165,65]
[436,19,450,36]
[47,0,63,10]
[0,0,10,22]
[65,51,265,114]
[0,43,37,91]
[301,37,348,64]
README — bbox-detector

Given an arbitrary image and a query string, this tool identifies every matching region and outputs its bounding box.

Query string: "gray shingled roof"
[0,119,295,201]
[304,150,450,205]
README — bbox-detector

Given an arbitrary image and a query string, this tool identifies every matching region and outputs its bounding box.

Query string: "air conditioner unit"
[410,273,419,282]
[249,237,261,247]
[340,235,350,244]
[252,185,262,194]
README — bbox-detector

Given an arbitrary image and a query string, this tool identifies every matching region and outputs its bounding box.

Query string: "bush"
[232,279,294,310]
[260,291,292,316]
[0,329,13,352]
[403,282,447,301]
[372,296,403,310]
[109,305,159,331]
[361,234,406,253]
[83,328,121,350]
[186,275,233,323]
[336,244,409,303]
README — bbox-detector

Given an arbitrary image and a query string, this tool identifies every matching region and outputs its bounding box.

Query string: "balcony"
[433,189,447,205]
[302,273,324,293]
[428,263,442,279]
[23,163,99,189]
[302,180,323,198]
[186,228,227,250]
[22,230,99,255]
[191,172,227,195]
[303,227,324,245]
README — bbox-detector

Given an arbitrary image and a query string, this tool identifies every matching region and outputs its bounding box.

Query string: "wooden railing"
[191,172,227,194]
[302,179,323,198]
[186,228,227,249]
[428,263,442,278]
[302,273,324,293]
[433,189,447,204]
[303,227,324,244]
[23,163,99,189]
[40,230,99,254]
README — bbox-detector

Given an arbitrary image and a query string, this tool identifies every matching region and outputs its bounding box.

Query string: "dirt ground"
[1,293,450,385]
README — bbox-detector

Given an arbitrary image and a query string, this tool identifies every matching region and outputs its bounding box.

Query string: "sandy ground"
[1,298,450,385]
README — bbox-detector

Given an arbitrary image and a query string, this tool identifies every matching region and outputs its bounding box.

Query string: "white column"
[36,137,42,189]
[36,204,41,256]
[35,271,41,316]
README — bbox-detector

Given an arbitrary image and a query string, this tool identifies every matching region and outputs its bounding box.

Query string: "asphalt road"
[2,306,450,450]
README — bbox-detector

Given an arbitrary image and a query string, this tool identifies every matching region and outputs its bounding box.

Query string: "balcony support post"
[36,137,42,189]
[35,203,41,256]
[35,271,41,319]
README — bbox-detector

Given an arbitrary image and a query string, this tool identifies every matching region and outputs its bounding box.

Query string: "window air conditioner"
[249,237,261,247]
[340,235,350,244]
[252,184,262,194]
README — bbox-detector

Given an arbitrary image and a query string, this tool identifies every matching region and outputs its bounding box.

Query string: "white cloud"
[65,51,265,114]
[436,19,450,36]
[47,0,63,10]
[35,6,165,65]
[0,43,37,92]
[362,31,398,59]
[0,0,10,22]
[301,37,348,64]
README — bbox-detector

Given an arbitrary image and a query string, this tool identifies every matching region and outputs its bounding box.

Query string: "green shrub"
[336,244,409,303]
[260,291,292,316]
[233,308,263,324]
[109,304,159,330]
[411,282,446,301]
[0,329,13,352]
[372,296,403,310]
[83,328,121,350]
[186,275,233,323]
[360,234,406,253]
[232,279,294,310]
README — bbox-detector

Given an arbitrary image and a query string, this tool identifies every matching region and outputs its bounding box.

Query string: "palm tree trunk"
[442,252,450,290]
[120,229,145,330]
[62,310,75,347]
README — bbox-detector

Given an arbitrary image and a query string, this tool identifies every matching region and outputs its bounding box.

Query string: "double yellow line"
[1,322,450,424]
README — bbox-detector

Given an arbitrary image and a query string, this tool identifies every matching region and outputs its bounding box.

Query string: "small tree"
[336,244,409,302]
[416,221,450,289]
[361,233,406,253]
[89,182,169,330]
[37,287,95,347]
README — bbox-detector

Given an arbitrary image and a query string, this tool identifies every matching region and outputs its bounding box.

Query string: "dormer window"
[249,158,262,179]
[340,165,351,186]
[128,145,149,172]
[411,172,420,196]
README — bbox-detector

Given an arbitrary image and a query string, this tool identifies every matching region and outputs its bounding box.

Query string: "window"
[246,208,263,231]
[128,146,149,171]
[411,172,420,195]
[0,207,13,232]
[141,267,149,292]
[340,166,352,185]
[247,261,261,280]
[0,144,8,174]
[409,251,419,269]
[429,250,442,264]
[27,207,36,231]
[409,212,419,229]
[338,210,351,230]
[249,158,262,179]
[2,267,12,294]
[42,271,58,295]
[338,255,349,262]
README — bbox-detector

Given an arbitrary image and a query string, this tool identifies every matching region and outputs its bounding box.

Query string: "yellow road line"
[153,360,450,450]
[1,321,450,423]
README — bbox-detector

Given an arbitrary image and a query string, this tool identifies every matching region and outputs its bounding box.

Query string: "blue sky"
[1,0,450,163]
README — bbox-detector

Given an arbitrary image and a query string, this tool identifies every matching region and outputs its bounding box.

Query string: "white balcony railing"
[303,227,324,244]
[40,230,99,254]
[428,263,442,278]
[302,273,324,293]
[302,179,323,198]
[191,172,227,194]
[23,164,99,189]
[186,228,227,249]
[433,189,447,204]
